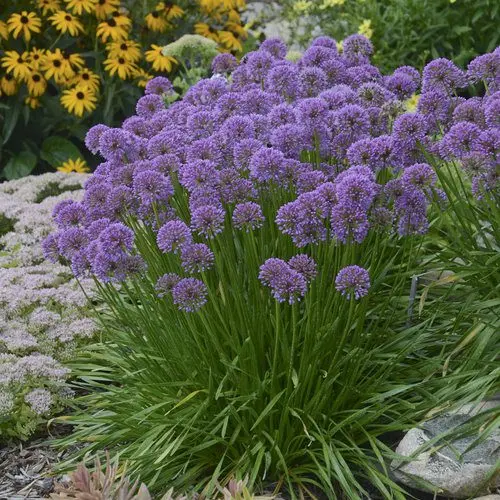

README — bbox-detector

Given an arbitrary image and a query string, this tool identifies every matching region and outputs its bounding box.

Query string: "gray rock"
[472,495,500,500]
[392,401,500,498]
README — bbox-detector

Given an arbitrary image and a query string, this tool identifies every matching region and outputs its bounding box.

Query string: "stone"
[472,496,500,500]
[391,400,500,498]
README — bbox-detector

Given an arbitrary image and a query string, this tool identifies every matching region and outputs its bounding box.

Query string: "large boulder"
[392,401,500,498]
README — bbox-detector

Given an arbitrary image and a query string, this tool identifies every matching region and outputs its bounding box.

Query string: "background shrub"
[0,0,249,180]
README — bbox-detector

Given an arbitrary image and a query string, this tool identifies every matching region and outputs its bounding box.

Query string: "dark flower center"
[5,74,13,81]
[120,42,128,50]
[21,15,29,24]
[76,91,85,99]
[53,60,62,67]
[65,15,72,21]
[82,73,89,80]
[118,57,125,64]
[98,0,106,4]
[32,74,41,82]
[108,18,117,27]
[152,11,160,18]
[17,57,24,63]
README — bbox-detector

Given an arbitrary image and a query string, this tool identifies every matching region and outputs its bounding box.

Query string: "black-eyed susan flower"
[96,18,128,42]
[110,10,132,29]
[26,71,47,96]
[1,74,18,95]
[225,20,246,38]
[145,10,169,32]
[57,157,90,173]
[103,55,136,79]
[7,11,42,42]
[36,0,61,15]
[0,21,9,40]
[218,30,242,52]
[106,40,141,63]
[159,2,184,21]
[145,44,176,72]
[94,0,120,20]
[2,51,31,81]
[60,85,97,116]
[25,96,41,109]
[70,68,100,92]
[29,48,45,70]
[49,10,84,36]
[64,0,97,15]
[194,23,220,43]
[62,51,85,71]
[132,67,154,88]
[41,49,72,82]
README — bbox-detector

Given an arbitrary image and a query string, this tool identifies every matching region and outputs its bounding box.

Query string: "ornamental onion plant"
[47,36,499,498]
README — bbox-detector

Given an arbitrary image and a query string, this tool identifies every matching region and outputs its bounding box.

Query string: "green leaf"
[2,102,20,145]
[2,151,37,180]
[40,136,82,167]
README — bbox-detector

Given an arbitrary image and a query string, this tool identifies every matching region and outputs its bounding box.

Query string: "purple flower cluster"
[335,265,370,300]
[46,37,500,312]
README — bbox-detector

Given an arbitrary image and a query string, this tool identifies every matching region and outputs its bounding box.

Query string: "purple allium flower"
[98,128,129,161]
[58,227,89,259]
[85,124,110,154]
[145,76,174,96]
[476,128,500,159]
[297,97,329,125]
[156,273,181,297]
[320,86,358,109]
[184,77,228,107]
[401,163,437,188]
[133,170,174,206]
[320,58,348,86]
[302,45,337,67]
[136,94,165,118]
[394,186,429,235]
[335,265,370,300]
[452,98,485,127]
[122,116,151,139]
[186,138,223,165]
[151,153,180,175]
[233,139,263,171]
[484,98,500,128]
[219,168,255,204]
[439,122,482,159]
[249,147,287,183]
[311,36,338,51]
[296,170,327,194]
[259,258,307,304]
[212,53,238,74]
[260,37,288,58]
[242,88,279,114]
[246,50,275,82]
[232,202,264,231]
[422,58,467,93]
[370,206,394,231]
[332,104,370,137]
[357,82,394,107]
[392,113,428,154]
[346,64,382,88]
[417,90,451,128]
[315,181,338,209]
[180,243,215,273]
[331,204,370,243]
[343,34,373,66]
[335,172,378,210]
[191,204,225,237]
[172,278,208,312]
[179,160,220,192]
[107,186,135,218]
[385,72,418,100]
[189,186,221,210]
[220,115,255,143]
[267,105,296,129]
[186,110,219,141]
[157,220,192,253]
[393,66,421,86]
[288,254,317,282]
[270,124,307,159]
[91,252,145,282]
[42,233,60,263]
[99,222,134,253]
[54,201,86,228]
[215,91,245,120]
[299,66,328,97]
[467,52,500,90]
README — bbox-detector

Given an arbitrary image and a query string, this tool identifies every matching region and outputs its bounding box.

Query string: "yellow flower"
[132,67,153,88]
[49,10,84,36]
[0,21,9,40]
[293,1,312,13]
[194,23,220,43]
[405,93,420,112]
[70,68,100,92]
[225,21,246,38]
[41,48,73,82]
[57,157,90,173]
[1,74,18,95]
[336,40,343,53]
[28,48,46,70]
[320,0,345,8]
[145,44,176,72]
[96,18,129,42]
[26,71,47,96]
[62,51,85,71]
[60,85,97,116]
[25,96,41,109]
[358,19,373,39]
[103,55,136,79]
[158,2,184,20]
[64,0,97,15]
[7,11,42,42]
[94,0,120,19]
[218,31,242,52]
[145,10,170,32]
[36,0,61,15]
[106,39,142,63]
[2,51,31,81]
